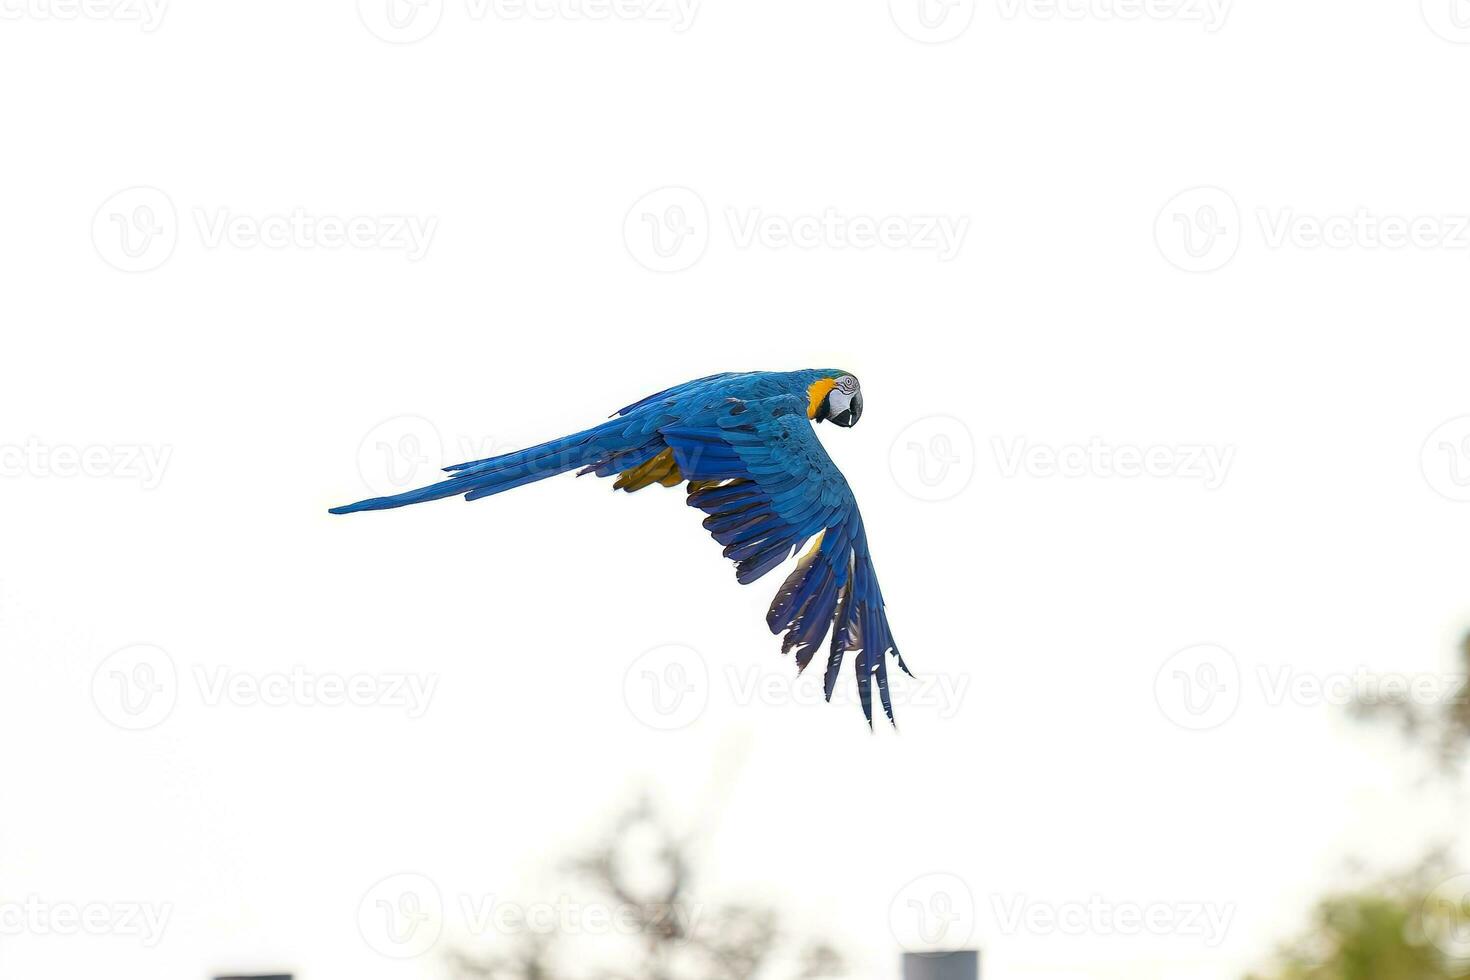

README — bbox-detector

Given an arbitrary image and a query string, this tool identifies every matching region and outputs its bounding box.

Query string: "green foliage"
[1246,864,1470,980]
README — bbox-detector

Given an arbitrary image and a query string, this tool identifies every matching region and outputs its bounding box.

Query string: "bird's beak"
[831,391,862,428]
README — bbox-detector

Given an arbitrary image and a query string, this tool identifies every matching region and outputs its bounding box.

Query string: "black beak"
[831,392,862,428]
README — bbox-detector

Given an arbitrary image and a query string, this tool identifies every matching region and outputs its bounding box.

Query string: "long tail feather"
[329,425,615,515]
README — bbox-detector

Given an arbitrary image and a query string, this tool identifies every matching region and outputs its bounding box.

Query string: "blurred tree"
[449,798,843,980]
[1244,859,1470,980]
[1246,629,1470,979]
[1351,632,1470,773]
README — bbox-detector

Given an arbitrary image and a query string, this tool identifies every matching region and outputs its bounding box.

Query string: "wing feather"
[666,394,906,726]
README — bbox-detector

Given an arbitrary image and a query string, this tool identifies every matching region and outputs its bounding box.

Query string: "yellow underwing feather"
[614,448,684,492]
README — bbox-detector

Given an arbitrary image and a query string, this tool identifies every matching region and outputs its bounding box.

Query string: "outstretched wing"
[660,394,909,726]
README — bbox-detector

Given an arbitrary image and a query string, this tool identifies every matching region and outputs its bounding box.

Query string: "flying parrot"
[331,369,910,726]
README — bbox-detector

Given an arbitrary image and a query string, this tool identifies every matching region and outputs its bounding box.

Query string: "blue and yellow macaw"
[331,369,910,725]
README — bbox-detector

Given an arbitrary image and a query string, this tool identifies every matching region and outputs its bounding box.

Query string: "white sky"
[4,2,1470,979]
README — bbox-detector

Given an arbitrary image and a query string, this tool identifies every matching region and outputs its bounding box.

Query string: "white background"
[3,1,1470,978]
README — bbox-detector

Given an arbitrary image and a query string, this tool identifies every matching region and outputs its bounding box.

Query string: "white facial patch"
[827,375,860,419]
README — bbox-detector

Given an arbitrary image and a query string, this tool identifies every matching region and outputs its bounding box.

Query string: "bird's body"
[332,369,910,725]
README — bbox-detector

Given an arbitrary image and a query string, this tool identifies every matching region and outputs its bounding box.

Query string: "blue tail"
[329,422,620,515]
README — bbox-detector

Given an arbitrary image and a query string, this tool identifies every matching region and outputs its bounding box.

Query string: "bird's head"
[808,373,863,427]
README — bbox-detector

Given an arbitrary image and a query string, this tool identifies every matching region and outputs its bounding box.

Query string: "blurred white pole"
[902,950,979,980]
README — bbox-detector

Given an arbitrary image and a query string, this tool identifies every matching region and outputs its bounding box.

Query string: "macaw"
[331,369,910,726]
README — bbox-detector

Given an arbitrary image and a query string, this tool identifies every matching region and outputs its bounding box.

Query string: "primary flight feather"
[330,369,910,726]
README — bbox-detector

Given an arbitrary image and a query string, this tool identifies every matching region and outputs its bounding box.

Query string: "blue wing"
[662,394,908,727]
